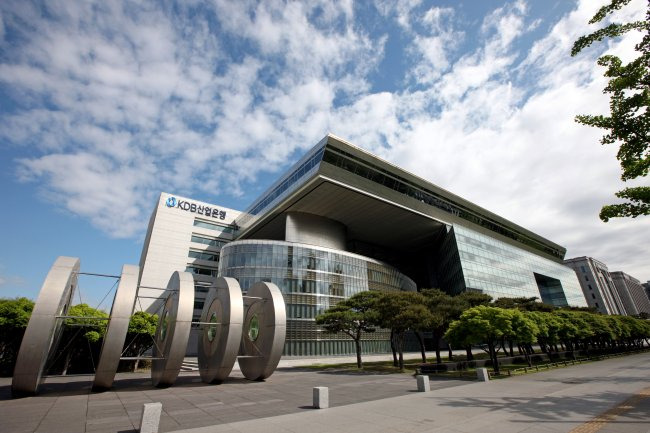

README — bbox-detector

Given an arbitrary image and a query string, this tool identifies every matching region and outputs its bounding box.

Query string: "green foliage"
[65,303,109,342]
[421,289,466,363]
[315,291,381,368]
[492,296,555,312]
[49,304,108,375]
[455,291,493,308]
[572,0,650,221]
[374,291,434,370]
[600,187,650,221]
[120,311,158,371]
[445,306,517,348]
[0,298,35,376]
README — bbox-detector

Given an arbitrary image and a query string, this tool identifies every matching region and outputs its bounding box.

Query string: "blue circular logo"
[165,196,177,207]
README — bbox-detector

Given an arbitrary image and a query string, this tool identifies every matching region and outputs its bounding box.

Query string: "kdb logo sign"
[164,196,228,220]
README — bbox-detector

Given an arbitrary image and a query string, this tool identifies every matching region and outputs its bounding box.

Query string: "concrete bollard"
[416,375,430,392]
[476,368,490,382]
[313,386,329,409]
[139,402,162,433]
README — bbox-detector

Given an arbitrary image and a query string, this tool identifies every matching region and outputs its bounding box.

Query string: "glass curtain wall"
[219,240,416,356]
[453,225,587,307]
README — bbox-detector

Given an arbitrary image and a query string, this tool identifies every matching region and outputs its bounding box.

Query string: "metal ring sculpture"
[12,256,80,396]
[198,277,244,383]
[92,264,139,390]
[151,271,194,387]
[239,281,286,381]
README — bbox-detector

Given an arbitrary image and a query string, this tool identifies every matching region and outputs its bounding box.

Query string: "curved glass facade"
[219,240,416,356]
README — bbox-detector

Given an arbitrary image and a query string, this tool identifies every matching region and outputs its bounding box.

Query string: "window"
[591,293,596,299]
[585,275,589,281]
[588,284,593,290]
[580,266,586,273]
[194,219,235,233]
[595,302,599,308]
[191,234,225,248]
[188,250,219,262]
[185,266,218,277]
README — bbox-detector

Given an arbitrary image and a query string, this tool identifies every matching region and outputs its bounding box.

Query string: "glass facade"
[219,239,416,356]
[236,146,326,229]
[453,224,587,307]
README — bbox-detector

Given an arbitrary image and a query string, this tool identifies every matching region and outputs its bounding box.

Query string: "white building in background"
[138,192,240,354]
[564,256,626,315]
[610,271,650,316]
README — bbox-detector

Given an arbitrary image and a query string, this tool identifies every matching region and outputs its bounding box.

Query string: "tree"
[46,304,109,375]
[315,291,381,369]
[121,311,158,371]
[421,289,462,364]
[445,306,519,375]
[0,298,34,376]
[507,311,539,366]
[455,291,493,360]
[375,292,435,370]
[492,297,555,312]
[572,0,650,221]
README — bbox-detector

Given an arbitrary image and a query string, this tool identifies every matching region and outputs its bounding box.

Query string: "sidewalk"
[0,351,648,433]
[171,352,650,433]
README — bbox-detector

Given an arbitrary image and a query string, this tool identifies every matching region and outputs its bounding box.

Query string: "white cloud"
[1,0,648,282]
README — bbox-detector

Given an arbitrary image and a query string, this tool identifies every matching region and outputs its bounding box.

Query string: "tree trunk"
[508,340,514,357]
[416,331,426,363]
[390,329,398,367]
[355,336,363,369]
[433,334,442,364]
[466,345,474,361]
[488,341,499,375]
[397,332,405,371]
[448,344,453,361]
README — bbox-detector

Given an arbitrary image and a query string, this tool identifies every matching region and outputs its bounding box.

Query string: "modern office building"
[140,134,587,356]
[564,256,626,315]
[138,193,241,354]
[610,271,650,316]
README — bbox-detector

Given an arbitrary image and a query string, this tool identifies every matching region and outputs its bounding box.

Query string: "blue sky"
[1,0,648,306]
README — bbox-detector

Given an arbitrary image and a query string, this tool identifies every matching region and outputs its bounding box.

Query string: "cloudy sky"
[1,0,648,303]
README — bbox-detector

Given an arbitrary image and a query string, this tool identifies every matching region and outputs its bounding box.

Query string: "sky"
[0,0,648,307]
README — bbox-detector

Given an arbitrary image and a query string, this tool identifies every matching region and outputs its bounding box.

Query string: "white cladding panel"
[138,192,241,314]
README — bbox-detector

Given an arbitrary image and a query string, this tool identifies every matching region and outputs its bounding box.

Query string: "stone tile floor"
[0,364,467,433]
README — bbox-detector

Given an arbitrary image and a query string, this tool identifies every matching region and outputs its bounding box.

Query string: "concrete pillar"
[139,402,162,433]
[416,375,430,392]
[313,386,329,409]
[477,368,490,382]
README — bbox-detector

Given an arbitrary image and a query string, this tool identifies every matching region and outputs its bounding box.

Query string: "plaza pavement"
[0,351,648,433]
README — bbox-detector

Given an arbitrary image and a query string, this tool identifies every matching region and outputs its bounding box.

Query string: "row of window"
[193,219,236,234]
[242,146,326,219]
[188,250,219,262]
[191,234,226,249]
[185,265,218,277]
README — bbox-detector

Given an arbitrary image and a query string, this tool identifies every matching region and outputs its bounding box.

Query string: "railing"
[488,347,650,379]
